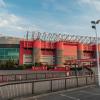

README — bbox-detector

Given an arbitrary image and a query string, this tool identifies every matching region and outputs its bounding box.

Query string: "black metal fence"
[0,72,68,83]
[0,75,96,100]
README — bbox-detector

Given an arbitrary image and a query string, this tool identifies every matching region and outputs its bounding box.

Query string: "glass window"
[0,48,19,61]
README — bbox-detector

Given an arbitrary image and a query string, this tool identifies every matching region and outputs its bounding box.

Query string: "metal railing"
[0,75,97,100]
[0,72,67,83]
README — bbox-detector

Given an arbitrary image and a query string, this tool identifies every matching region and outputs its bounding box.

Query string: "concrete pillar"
[77,43,84,59]
[55,42,64,67]
[33,40,41,64]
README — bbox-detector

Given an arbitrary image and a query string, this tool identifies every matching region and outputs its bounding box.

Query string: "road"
[21,86,100,100]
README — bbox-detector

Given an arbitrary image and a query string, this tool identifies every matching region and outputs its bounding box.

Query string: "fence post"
[15,74,17,81]
[51,80,53,92]
[2,75,3,82]
[76,76,78,87]
[86,76,88,85]
[65,78,66,89]
[36,73,37,80]
[93,74,96,84]
[26,74,27,80]
[32,81,34,94]
[45,73,47,79]
[52,73,54,78]
[74,64,78,87]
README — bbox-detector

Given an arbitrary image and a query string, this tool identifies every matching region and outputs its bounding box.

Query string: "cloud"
[41,0,70,13]
[0,0,100,38]
[0,0,6,8]
[0,13,40,31]
[0,13,41,37]
[0,13,23,30]
[78,0,100,11]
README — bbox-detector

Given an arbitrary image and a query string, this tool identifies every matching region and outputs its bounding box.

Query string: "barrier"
[0,75,96,100]
[0,71,67,83]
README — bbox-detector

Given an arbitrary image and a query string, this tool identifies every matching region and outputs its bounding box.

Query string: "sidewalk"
[14,85,99,100]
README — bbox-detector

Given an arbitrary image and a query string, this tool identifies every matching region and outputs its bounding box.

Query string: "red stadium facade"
[19,32,99,68]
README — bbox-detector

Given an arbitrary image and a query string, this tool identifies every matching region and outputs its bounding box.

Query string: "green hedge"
[0,60,33,70]
[70,67,82,71]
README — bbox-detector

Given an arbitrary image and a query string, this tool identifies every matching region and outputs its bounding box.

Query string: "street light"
[91,20,100,86]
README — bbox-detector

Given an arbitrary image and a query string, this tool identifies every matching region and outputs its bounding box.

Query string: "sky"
[0,0,100,38]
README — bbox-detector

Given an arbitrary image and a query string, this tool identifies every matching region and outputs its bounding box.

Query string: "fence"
[0,75,96,100]
[0,72,68,83]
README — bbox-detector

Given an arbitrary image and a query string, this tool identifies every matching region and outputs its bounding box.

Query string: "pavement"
[17,86,100,100]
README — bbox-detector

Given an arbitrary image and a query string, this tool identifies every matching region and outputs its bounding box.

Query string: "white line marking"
[80,90,100,96]
[59,94,80,100]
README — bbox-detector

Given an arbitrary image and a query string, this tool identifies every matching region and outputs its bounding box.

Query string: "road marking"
[13,85,95,100]
[59,94,80,100]
[80,90,100,96]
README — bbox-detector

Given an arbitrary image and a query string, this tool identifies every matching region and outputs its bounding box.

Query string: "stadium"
[0,32,99,71]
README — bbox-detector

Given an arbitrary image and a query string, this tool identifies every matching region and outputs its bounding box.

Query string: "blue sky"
[0,0,100,38]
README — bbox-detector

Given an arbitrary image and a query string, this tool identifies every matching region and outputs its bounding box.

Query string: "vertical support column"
[77,43,84,75]
[98,44,100,59]
[92,44,96,58]
[33,40,41,65]
[55,42,64,67]
[77,43,84,59]
[19,41,24,65]
[93,44,99,74]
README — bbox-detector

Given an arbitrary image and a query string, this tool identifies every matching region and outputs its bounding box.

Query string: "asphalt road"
[22,86,100,100]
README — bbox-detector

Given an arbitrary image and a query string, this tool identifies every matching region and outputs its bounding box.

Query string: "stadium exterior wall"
[19,39,97,67]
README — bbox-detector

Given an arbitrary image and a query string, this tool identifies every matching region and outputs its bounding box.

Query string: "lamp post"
[91,20,100,86]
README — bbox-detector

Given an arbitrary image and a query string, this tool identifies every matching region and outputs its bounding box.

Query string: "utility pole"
[91,20,100,86]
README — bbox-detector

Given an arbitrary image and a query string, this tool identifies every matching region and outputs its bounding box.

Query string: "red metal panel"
[19,42,24,65]
[63,42,78,46]
[20,41,24,47]
[56,42,64,50]
[78,43,84,51]
[92,45,96,50]
[41,41,55,49]
[33,40,41,48]
[63,45,77,56]
[54,67,70,71]
[20,40,33,48]
[92,44,100,52]
[24,41,33,48]
[41,50,54,55]
[83,44,94,51]
[65,58,96,63]
[24,49,32,55]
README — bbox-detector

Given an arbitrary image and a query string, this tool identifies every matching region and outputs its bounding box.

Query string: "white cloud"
[0,0,100,38]
[0,13,40,30]
[0,13,23,30]
[78,0,100,11]
[0,0,6,8]
[0,13,41,37]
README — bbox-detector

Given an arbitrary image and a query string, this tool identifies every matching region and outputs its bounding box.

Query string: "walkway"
[18,86,100,100]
